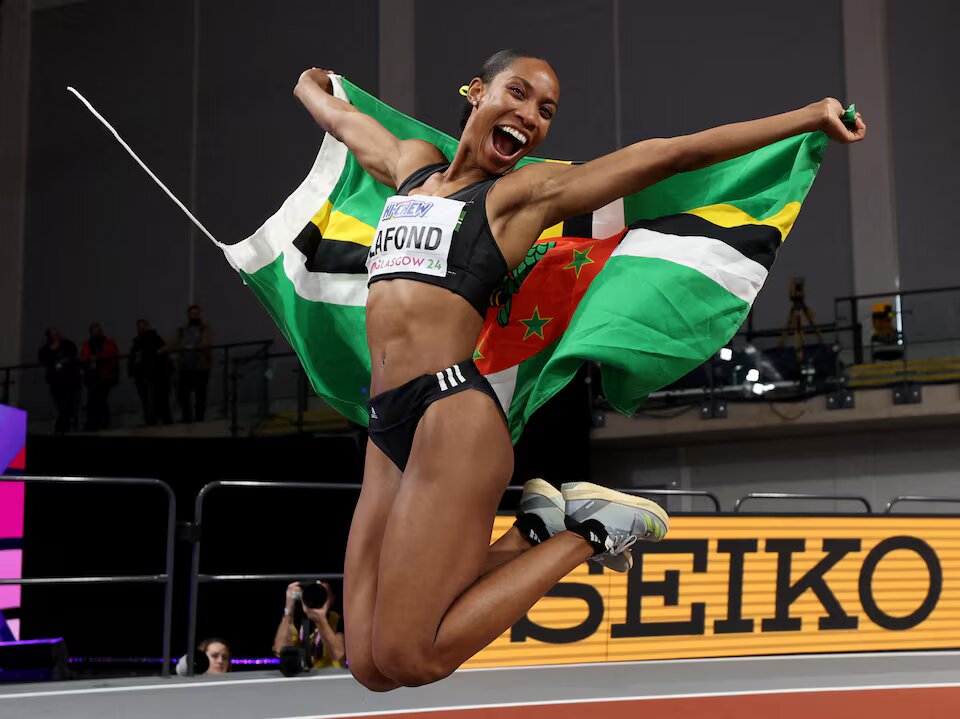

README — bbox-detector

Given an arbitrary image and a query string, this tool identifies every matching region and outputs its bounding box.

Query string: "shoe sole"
[561,481,670,530]
[594,548,633,573]
[523,478,563,503]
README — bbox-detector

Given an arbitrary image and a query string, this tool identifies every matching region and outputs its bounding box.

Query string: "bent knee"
[349,658,401,693]
[372,641,452,688]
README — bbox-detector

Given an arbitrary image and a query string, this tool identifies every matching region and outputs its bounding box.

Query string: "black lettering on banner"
[425,226,442,250]
[713,539,758,634]
[372,230,383,255]
[611,539,708,638]
[511,582,604,644]
[859,536,942,630]
[394,225,408,248]
[761,538,860,632]
[384,226,396,249]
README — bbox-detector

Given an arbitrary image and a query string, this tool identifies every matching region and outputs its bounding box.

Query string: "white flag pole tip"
[65,85,222,247]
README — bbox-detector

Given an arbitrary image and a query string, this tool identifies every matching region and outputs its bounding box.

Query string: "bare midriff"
[366,279,484,397]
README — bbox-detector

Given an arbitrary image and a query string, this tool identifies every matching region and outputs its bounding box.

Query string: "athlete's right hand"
[296,67,335,94]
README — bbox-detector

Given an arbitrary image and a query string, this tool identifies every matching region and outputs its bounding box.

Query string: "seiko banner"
[465,515,959,668]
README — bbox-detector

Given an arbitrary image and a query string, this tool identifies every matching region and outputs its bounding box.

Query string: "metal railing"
[834,284,960,366]
[0,475,176,676]
[885,496,960,513]
[735,492,872,514]
[184,480,362,675]
[1,339,272,433]
[183,480,718,675]
[503,485,721,512]
[10,473,960,678]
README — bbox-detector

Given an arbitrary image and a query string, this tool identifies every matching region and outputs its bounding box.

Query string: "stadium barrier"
[0,475,176,675]
[181,482,719,675]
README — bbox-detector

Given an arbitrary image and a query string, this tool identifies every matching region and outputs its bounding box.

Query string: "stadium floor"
[2,651,959,718]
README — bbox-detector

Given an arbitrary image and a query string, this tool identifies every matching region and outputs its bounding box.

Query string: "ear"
[466,77,483,107]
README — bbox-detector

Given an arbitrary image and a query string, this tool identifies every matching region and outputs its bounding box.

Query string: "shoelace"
[606,534,638,557]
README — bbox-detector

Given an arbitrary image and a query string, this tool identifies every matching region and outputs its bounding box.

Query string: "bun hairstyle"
[458,49,548,134]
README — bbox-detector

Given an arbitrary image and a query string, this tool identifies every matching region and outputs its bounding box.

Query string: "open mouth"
[491,126,526,160]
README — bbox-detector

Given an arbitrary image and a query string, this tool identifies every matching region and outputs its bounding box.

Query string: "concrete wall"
[18,0,379,362]
[10,0,957,364]
[593,424,960,514]
[887,0,960,293]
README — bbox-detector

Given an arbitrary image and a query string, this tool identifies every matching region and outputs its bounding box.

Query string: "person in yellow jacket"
[273,581,345,669]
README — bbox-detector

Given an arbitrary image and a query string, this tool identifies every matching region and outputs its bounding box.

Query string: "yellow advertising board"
[464,515,960,667]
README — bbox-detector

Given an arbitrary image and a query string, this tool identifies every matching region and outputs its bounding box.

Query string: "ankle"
[564,518,609,555]
[513,512,552,546]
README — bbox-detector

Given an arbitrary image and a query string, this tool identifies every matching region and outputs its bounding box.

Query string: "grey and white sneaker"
[513,478,566,546]
[561,482,669,573]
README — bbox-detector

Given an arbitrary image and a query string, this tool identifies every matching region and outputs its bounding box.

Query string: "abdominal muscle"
[366,279,485,397]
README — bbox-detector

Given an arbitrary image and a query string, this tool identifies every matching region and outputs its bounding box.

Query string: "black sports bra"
[366,162,508,317]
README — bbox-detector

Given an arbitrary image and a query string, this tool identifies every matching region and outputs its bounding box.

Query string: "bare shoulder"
[394,139,447,189]
[489,161,573,214]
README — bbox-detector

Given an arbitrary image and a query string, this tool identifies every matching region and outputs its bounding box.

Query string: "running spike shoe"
[514,478,565,545]
[561,482,669,573]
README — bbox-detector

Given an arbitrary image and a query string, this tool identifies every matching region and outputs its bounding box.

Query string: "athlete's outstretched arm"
[527,98,866,229]
[294,68,441,189]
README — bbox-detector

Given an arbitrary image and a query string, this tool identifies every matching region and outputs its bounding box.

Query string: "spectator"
[37,327,80,433]
[80,322,120,430]
[273,581,346,670]
[129,319,173,425]
[199,637,232,674]
[166,305,213,423]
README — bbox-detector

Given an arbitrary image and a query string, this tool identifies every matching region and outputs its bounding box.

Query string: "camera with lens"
[290,581,327,610]
[279,581,328,677]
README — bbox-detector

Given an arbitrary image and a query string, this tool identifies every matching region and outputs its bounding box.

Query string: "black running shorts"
[367,359,507,471]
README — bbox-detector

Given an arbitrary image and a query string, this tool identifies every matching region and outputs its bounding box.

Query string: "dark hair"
[458,49,549,133]
[199,637,231,655]
[187,304,201,314]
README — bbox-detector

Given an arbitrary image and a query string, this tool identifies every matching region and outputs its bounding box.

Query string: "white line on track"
[262,681,960,719]
[2,650,959,701]
[459,648,960,674]
[0,671,348,700]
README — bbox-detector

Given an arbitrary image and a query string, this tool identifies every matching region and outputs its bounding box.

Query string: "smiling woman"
[289,48,865,692]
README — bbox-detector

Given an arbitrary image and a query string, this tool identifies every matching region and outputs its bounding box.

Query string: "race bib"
[367,194,465,279]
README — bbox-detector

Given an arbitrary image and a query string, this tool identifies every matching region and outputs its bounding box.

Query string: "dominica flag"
[220,76,831,441]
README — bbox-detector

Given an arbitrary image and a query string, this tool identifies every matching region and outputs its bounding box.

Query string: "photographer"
[273,581,345,669]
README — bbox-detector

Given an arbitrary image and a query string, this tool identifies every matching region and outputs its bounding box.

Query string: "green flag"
[222,77,828,441]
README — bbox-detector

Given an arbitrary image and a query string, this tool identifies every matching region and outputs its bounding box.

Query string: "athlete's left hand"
[817,98,866,144]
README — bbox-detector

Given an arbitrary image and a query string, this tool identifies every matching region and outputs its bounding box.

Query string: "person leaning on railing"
[273,581,346,669]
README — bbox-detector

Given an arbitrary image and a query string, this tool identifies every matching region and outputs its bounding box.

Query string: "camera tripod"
[778,277,824,362]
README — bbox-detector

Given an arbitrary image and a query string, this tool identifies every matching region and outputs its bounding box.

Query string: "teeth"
[498,125,527,146]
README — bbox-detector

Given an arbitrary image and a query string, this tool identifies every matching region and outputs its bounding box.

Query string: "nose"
[515,104,537,131]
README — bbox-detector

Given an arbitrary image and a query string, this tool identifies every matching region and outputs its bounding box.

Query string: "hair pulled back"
[458,49,549,134]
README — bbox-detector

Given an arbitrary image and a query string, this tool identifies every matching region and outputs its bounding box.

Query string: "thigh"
[343,439,403,658]
[374,389,513,646]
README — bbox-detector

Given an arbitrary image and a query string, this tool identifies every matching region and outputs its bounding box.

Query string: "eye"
[508,85,524,99]
[540,107,554,120]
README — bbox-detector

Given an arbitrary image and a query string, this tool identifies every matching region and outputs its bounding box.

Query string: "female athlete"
[293,49,866,691]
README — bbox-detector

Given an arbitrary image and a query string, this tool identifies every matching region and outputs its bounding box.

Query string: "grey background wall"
[593,425,960,514]
[616,0,852,331]
[18,0,379,360]
[24,0,195,356]
[8,0,960,361]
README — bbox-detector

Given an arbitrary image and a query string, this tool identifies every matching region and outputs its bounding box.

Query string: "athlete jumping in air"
[293,49,866,691]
